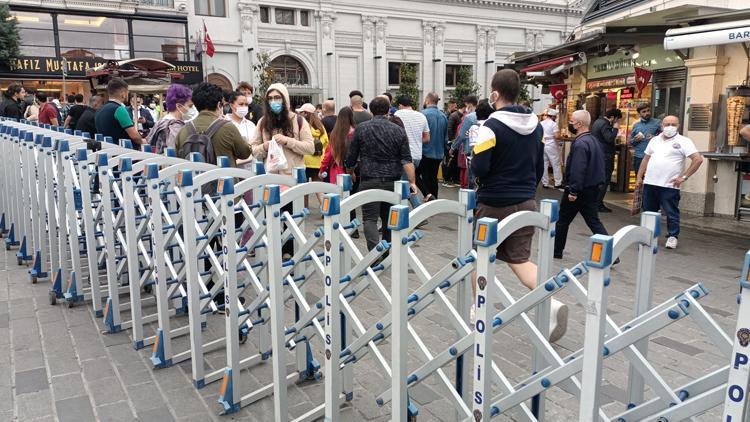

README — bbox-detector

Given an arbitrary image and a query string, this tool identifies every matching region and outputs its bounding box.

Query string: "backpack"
[179,119,228,164]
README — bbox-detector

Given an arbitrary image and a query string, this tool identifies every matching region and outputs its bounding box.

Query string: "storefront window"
[10,11,56,56]
[57,15,130,60]
[132,20,187,61]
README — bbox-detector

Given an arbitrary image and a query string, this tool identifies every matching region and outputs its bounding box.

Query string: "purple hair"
[165,84,193,112]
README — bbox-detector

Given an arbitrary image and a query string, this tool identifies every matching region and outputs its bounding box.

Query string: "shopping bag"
[266,139,288,172]
[631,183,643,216]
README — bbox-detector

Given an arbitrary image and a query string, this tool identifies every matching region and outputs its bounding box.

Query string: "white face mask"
[662,126,678,138]
[181,105,198,121]
[247,96,253,105]
[235,106,249,118]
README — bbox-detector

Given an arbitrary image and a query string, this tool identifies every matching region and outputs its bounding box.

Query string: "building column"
[422,21,435,100]
[484,27,497,97]
[432,22,446,103]
[475,26,488,98]
[682,46,730,215]
[362,16,376,100]
[319,12,337,100]
[375,18,388,95]
[237,1,258,86]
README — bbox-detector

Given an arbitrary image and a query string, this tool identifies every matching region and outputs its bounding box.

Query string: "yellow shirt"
[304,126,329,169]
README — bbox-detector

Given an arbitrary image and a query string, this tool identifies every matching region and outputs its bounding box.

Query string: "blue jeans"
[642,184,680,238]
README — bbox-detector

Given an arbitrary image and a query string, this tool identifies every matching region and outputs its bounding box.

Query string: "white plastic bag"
[266,139,288,172]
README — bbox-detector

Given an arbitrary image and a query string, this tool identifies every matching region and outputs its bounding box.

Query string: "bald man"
[321,100,337,134]
[636,115,703,250]
[554,110,611,260]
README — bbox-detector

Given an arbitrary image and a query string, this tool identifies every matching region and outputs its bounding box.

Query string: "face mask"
[568,123,578,135]
[662,126,678,138]
[182,105,198,121]
[235,106,249,118]
[247,96,253,105]
[270,101,283,115]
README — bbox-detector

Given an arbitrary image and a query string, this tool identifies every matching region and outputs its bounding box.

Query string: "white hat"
[546,109,558,117]
[295,103,316,114]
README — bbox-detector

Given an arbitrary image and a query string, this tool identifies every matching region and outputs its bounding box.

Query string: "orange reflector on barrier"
[389,210,398,227]
[220,374,229,396]
[590,242,603,263]
[263,189,269,202]
[152,333,160,354]
[217,179,224,194]
[322,197,329,213]
[477,224,487,242]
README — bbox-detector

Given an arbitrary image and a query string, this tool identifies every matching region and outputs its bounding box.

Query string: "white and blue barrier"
[0,117,747,422]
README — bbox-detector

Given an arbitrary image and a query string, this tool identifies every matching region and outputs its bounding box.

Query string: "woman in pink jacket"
[319,107,356,183]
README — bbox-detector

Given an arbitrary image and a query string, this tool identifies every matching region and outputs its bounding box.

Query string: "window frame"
[194,0,226,17]
[299,10,310,27]
[274,7,295,25]
[388,62,420,87]
[444,64,473,88]
[259,6,269,23]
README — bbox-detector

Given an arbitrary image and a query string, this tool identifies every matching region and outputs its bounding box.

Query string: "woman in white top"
[227,91,257,169]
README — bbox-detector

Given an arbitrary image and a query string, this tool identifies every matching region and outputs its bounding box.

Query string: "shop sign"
[585,75,636,91]
[587,44,684,79]
[0,55,203,85]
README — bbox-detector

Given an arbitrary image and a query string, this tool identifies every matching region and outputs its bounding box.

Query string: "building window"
[445,65,472,87]
[300,10,309,27]
[388,62,419,86]
[132,20,187,61]
[260,6,269,23]
[275,8,294,25]
[270,55,308,86]
[9,11,56,56]
[57,14,130,60]
[194,0,225,17]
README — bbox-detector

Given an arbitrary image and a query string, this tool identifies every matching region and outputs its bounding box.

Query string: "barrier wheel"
[17,258,22,266]
[30,276,37,284]
[239,330,248,345]
[66,299,75,309]
[408,414,417,422]
[49,291,57,305]
[143,284,153,295]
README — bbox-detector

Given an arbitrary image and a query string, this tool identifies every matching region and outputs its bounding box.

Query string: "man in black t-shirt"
[321,100,337,134]
[75,95,103,136]
[0,84,26,119]
[64,94,86,129]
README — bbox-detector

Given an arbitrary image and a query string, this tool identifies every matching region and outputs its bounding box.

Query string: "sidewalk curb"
[604,199,749,240]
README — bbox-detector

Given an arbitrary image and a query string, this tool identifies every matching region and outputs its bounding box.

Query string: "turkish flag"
[549,84,567,103]
[634,67,652,98]
[203,23,215,57]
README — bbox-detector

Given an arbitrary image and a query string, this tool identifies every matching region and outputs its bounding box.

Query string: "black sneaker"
[351,230,360,239]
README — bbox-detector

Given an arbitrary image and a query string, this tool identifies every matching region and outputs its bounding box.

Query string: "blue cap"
[120,157,132,173]
[57,139,70,153]
[97,154,108,167]
[146,163,159,180]
[76,148,88,162]
[95,134,104,142]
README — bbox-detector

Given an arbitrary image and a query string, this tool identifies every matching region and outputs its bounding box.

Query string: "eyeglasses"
[267,95,283,101]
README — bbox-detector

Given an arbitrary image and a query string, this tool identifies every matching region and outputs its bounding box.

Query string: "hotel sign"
[1,56,203,85]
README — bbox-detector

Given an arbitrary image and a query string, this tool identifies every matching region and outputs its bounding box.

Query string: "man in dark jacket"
[554,109,611,259]
[0,84,26,119]
[590,108,622,212]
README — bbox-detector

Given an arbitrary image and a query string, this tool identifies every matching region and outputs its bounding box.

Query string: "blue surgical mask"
[270,101,283,115]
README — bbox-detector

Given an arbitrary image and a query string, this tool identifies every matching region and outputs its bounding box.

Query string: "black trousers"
[554,186,609,255]
[597,154,615,207]
[418,157,442,199]
[443,144,459,183]
[359,178,397,250]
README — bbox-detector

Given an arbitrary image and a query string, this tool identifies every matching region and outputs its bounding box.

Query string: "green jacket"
[175,111,252,168]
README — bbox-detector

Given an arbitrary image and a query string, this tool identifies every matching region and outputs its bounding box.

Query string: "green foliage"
[517,83,532,105]
[0,5,20,69]
[252,51,275,104]
[449,66,480,106]
[395,63,418,105]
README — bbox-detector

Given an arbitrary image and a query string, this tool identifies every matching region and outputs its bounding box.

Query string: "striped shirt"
[394,109,429,161]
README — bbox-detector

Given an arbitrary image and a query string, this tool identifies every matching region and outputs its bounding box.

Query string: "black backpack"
[179,119,228,164]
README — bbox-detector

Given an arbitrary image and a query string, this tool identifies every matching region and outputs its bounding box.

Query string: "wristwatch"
[681,175,688,181]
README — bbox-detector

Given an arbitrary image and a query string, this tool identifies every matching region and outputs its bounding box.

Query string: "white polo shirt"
[394,108,429,161]
[643,133,698,189]
[540,117,559,145]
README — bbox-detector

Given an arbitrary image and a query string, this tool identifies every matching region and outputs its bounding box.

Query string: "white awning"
[664,19,750,50]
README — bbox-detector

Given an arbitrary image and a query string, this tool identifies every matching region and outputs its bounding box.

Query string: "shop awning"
[664,18,750,50]
[520,54,580,74]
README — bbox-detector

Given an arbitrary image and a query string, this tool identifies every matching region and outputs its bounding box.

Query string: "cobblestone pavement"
[0,187,747,421]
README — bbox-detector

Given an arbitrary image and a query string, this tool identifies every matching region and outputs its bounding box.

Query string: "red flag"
[203,23,215,57]
[634,67,652,98]
[549,84,567,103]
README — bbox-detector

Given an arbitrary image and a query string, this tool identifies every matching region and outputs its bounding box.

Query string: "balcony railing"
[138,0,174,8]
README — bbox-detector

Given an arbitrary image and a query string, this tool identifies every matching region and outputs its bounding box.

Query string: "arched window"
[270,56,309,86]
[206,73,232,91]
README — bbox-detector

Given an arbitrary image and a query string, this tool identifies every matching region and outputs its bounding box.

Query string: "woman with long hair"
[319,106,355,183]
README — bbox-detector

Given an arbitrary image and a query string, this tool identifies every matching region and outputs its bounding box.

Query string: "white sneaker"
[549,299,568,343]
[665,236,678,249]
[470,304,476,325]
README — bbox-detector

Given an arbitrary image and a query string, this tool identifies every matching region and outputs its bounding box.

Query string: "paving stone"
[51,373,86,401]
[14,367,49,394]
[651,336,704,357]
[56,395,96,422]
[87,376,127,406]
[81,357,116,381]
[16,388,53,420]
[162,386,210,418]
[126,381,167,412]
[95,400,136,422]
[13,348,45,371]
[138,405,175,422]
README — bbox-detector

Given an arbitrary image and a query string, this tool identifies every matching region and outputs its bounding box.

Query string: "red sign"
[634,67,653,98]
[620,87,634,99]
[549,84,568,103]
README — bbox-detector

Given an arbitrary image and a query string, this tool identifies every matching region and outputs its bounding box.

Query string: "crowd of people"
[0,66,714,342]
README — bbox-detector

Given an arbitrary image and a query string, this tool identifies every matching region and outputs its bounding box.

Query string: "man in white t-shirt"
[636,115,703,250]
[540,108,562,188]
[394,96,430,200]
